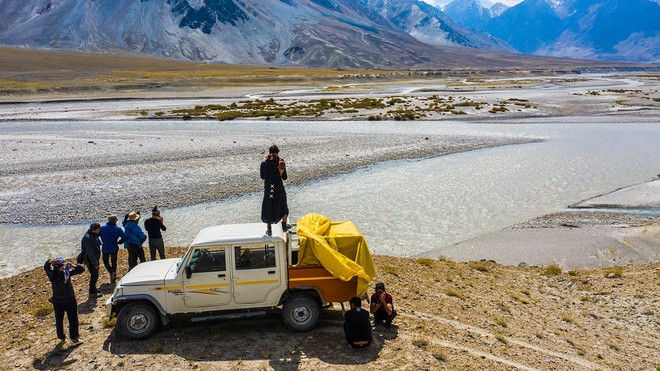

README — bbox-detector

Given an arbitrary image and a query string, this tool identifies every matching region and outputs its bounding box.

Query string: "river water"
[1,118,659,277]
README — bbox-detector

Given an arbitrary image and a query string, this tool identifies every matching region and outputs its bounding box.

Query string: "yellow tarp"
[296,213,376,297]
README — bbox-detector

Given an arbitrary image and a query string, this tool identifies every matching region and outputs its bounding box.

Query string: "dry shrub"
[412,336,429,349]
[561,313,577,324]
[542,264,562,276]
[382,266,399,277]
[32,302,54,318]
[102,315,117,328]
[604,266,623,279]
[416,258,435,268]
[469,262,489,272]
[445,289,467,300]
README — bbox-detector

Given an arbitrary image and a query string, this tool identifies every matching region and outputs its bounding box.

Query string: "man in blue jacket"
[124,212,147,271]
[100,215,126,283]
[81,222,102,298]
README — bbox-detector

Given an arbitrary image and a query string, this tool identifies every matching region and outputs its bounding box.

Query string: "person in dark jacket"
[344,296,373,348]
[260,144,291,236]
[44,257,85,345]
[81,222,102,298]
[144,206,167,261]
[124,211,147,271]
[100,215,125,283]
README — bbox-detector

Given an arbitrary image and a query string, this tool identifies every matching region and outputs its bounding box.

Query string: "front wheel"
[282,294,320,332]
[117,302,160,340]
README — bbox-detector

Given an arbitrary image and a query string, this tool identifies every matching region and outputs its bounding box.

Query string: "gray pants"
[149,238,165,260]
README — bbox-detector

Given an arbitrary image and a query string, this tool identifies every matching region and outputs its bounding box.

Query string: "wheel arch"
[112,294,169,325]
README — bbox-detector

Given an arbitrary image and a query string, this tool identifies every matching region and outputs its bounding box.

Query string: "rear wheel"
[282,294,320,332]
[117,302,160,340]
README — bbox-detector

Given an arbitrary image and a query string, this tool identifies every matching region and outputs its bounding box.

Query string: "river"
[0,117,658,277]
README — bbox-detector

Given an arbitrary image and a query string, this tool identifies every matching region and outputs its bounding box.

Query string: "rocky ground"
[1,249,658,370]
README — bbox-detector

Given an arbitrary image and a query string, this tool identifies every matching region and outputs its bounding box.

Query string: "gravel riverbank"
[0,121,535,225]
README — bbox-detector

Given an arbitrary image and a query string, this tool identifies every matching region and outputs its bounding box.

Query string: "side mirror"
[185,265,192,279]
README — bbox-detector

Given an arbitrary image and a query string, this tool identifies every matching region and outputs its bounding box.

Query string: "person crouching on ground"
[81,221,102,298]
[144,206,167,260]
[344,296,373,348]
[260,144,291,236]
[124,211,147,271]
[100,214,125,283]
[370,282,397,329]
[44,257,85,345]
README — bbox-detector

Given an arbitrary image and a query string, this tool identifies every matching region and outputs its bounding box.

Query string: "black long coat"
[260,157,289,224]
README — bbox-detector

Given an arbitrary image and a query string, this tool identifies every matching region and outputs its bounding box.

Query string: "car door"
[183,246,232,308]
[232,243,281,304]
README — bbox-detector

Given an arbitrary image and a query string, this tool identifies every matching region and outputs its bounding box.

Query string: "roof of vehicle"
[191,222,287,247]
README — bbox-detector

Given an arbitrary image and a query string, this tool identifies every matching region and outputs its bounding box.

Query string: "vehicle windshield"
[176,247,193,273]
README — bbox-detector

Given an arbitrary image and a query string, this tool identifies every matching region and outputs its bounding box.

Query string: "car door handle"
[268,270,276,274]
[218,273,226,278]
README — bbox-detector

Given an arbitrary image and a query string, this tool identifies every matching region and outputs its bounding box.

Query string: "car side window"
[189,247,226,273]
[235,244,276,270]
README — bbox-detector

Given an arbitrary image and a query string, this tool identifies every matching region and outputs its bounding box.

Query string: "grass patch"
[495,317,508,327]
[102,314,117,328]
[445,289,467,300]
[416,258,435,268]
[432,351,447,362]
[468,262,489,272]
[382,266,400,277]
[604,266,623,278]
[32,302,54,317]
[542,264,562,276]
[568,270,580,276]
[494,334,508,345]
[560,313,577,324]
[412,336,429,349]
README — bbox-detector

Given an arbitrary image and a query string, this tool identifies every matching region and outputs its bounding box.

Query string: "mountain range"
[0,0,655,68]
[445,0,660,63]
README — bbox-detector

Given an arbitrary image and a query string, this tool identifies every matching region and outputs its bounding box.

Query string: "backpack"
[76,245,86,264]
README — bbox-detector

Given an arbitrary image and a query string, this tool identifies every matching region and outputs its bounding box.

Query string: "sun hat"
[127,212,140,221]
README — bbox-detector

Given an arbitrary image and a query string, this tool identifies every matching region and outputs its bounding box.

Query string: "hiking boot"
[89,292,102,298]
[281,222,292,231]
[266,224,272,236]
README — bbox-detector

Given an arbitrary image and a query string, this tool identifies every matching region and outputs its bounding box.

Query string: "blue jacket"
[124,220,147,246]
[100,222,126,254]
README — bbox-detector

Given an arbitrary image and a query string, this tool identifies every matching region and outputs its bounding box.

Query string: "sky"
[425,0,524,8]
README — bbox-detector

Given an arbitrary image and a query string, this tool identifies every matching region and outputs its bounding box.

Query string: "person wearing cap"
[260,144,291,236]
[82,222,103,298]
[344,296,373,348]
[370,282,397,329]
[144,206,167,261]
[100,215,126,283]
[124,212,147,271]
[44,257,85,345]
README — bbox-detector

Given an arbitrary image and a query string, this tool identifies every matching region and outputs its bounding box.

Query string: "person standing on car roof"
[260,144,291,236]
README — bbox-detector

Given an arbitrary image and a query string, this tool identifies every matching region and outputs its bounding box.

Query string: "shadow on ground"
[102,309,396,367]
[32,342,79,370]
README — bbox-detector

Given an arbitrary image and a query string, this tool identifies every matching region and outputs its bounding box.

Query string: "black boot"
[266,224,272,236]
[281,221,292,231]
